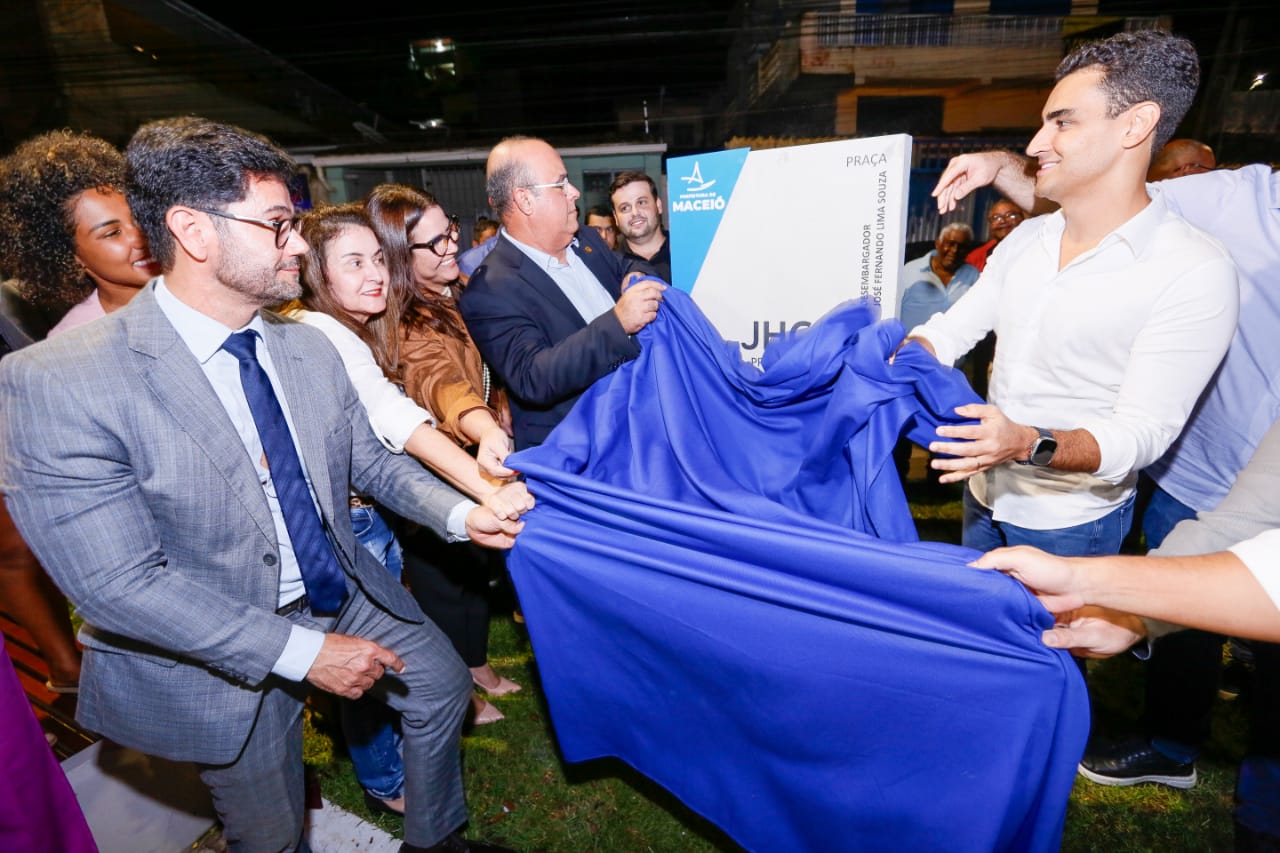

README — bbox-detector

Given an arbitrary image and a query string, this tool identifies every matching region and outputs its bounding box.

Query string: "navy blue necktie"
[221,330,347,614]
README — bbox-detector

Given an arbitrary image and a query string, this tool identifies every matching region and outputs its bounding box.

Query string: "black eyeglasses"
[410,215,460,257]
[196,207,301,248]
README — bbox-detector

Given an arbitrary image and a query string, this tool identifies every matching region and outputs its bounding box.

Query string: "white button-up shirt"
[913,190,1239,530]
[1231,529,1280,611]
[155,279,325,678]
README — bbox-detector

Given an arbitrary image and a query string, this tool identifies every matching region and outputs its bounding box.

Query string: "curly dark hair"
[1056,30,1200,153]
[365,184,469,342]
[0,130,127,310]
[125,117,296,271]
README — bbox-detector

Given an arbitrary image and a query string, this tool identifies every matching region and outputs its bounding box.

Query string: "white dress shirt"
[1230,529,1280,612]
[502,228,617,323]
[155,280,326,679]
[913,190,1239,530]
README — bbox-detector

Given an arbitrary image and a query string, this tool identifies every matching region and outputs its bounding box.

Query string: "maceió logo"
[673,161,727,212]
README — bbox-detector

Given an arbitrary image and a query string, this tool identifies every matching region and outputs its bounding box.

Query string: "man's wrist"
[447,499,478,542]
[1070,556,1105,609]
[1010,424,1041,463]
[996,150,1022,176]
[1017,426,1058,467]
[272,625,325,681]
[1020,425,1038,462]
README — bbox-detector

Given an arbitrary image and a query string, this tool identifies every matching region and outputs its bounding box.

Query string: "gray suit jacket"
[0,283,465,763]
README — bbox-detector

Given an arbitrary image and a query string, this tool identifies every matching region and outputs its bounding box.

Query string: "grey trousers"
[198,588,472,852]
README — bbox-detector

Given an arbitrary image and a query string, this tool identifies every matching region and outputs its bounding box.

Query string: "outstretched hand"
[933,153,1005,213]
[929,403,1034,483]
[973,546,1148,658]
[1040,606,1147,658]
[970,545,1085,613]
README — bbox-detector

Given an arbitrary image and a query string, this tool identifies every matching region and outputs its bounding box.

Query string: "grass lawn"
[306,483,1249,851]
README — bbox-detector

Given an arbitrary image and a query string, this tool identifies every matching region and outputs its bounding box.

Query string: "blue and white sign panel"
[669,135,912,366]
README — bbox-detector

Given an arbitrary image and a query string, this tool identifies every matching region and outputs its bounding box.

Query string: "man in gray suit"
[0,118,519,853]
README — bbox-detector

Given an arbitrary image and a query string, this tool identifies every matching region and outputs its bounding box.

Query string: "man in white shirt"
[905,31,1238,557]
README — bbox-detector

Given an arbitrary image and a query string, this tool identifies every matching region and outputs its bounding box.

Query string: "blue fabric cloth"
[222,330,346,613]
[505,289,1090,852]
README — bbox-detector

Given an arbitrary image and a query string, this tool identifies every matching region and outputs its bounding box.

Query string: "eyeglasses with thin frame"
[409,214,460,257]
[196,207,301,248]
[988,212,1024,224]
[521,178,573,194]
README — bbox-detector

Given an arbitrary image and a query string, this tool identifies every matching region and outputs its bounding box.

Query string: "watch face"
[1031,437,1058,466]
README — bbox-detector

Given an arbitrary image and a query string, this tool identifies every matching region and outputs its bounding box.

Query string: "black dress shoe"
[1078,736,1196,789]
[400,832,516,852]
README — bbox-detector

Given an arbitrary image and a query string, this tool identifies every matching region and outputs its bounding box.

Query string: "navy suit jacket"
[460,227,641,449]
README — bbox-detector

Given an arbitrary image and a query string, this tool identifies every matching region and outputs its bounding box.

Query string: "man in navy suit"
[460,136,666,450]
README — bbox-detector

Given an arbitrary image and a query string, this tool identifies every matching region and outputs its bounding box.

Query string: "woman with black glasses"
[367,185,522,725]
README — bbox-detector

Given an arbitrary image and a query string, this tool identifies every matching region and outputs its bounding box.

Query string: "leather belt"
[276,595,310,616]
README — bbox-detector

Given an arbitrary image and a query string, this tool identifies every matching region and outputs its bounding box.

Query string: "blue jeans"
[1141,482,1197,551]
[961,485,1135,557]
[351,504,403,580]
[342,505,405,800]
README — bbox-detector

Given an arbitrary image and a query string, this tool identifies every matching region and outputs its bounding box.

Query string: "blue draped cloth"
[506,289,1089,852]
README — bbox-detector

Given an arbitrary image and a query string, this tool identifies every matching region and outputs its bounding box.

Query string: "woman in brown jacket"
[367,185,520,724]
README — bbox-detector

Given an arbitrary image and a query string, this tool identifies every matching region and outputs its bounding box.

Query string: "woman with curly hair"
[0,130,159,335]
[367,184,522,724]
[0,130,159,701]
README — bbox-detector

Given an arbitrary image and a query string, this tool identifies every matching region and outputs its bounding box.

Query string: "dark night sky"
[183,1,739,140]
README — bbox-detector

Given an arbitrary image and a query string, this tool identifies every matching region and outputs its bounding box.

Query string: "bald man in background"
[1148,138,1216,182]
[460,136,665,450]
